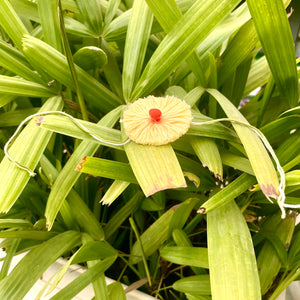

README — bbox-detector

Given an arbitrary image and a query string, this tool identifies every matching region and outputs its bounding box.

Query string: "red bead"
[149,108,162,123]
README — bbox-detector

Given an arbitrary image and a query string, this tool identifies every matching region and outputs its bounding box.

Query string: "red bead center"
[149,108,162,123]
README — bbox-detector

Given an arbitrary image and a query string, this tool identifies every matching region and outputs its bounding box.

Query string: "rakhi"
[4,95,294,217]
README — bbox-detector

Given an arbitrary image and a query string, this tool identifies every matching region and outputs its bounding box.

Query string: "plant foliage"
[0,0,299,299]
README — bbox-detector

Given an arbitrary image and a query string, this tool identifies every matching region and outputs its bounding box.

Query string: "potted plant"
[0,0,299,299]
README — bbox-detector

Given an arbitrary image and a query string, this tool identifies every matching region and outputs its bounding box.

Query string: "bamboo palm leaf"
[124,141,186,197]
[22,35,122,112]
[37,0,62,51]
[44,106,122,231]
[122,0,153,101]
[130,205,177,264]
[207,89,280,200]
[0,75,55,98]
[207,200,261,299]
[0,0,28,50]
[0,39,43,83]
[190,136,223,180]
[0,96,63,213]
[131,0,241,100]
[75,0,103,35]
[0,231,81,300]
[246,0,298,107]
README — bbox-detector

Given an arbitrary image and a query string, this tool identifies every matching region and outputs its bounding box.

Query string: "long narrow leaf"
[0,0,29,50]
[0,75,55,98]
[0,96,63,213]
[0,231,81,300]
[131,0,241,99]
[207,200,261,299]
[246,0,298,107]
[22,35,122,112]
[124,141,186,197]
[207,89,280,200]
[44,106,123,230]
[0,39,43,83]
[37,0,62,51]
[123,0,153,100]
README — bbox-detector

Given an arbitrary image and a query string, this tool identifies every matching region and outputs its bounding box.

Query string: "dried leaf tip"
[75,156,87,172]
[123,95,192,145]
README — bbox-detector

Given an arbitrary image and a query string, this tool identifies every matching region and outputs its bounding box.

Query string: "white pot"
[0,247,155,300]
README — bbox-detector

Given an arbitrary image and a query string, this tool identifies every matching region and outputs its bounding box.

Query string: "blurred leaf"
[0,39,43,83]
[173,275,211,295]
[75,0,103,35]
[161,246,208,268]
[0,75,55,98]
[73,46,107,70]
[0,0,29,50]
[107,282,126,300]
[37,0,62,51]
[257,213,295,295]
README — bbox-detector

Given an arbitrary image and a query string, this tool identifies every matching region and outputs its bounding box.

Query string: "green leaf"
[72,241,118,264]
[0,39,43,83]
[246,0,298,106]
[131,0,241,99]
[123,0,153,101]
[130,205,176,264]
[190,136,223,180]
[257,213,295,295]
[39,155,104,239]
[0,75,55,98]
[0,96,63,213]
[0,0,29,50]
[104,191,143,239]
[173,275,211,295]
[107,282,126,300]
[0,108,40,127]
[44,106,123,230]
[217,19,258,86]
[207,201,261,300]
[37,114,123,148]
[100,180,131,205]
[207,89,280,200]
[168,197,200,239]
[161,246,208,268]
[198,173,256,214]
[77,156,137,183]
[37,0,62,51]
[73,46,107,70]
[22,35,122,112]
[50,256,117,300]
[0,231,81,300]
[75,0,103,35]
